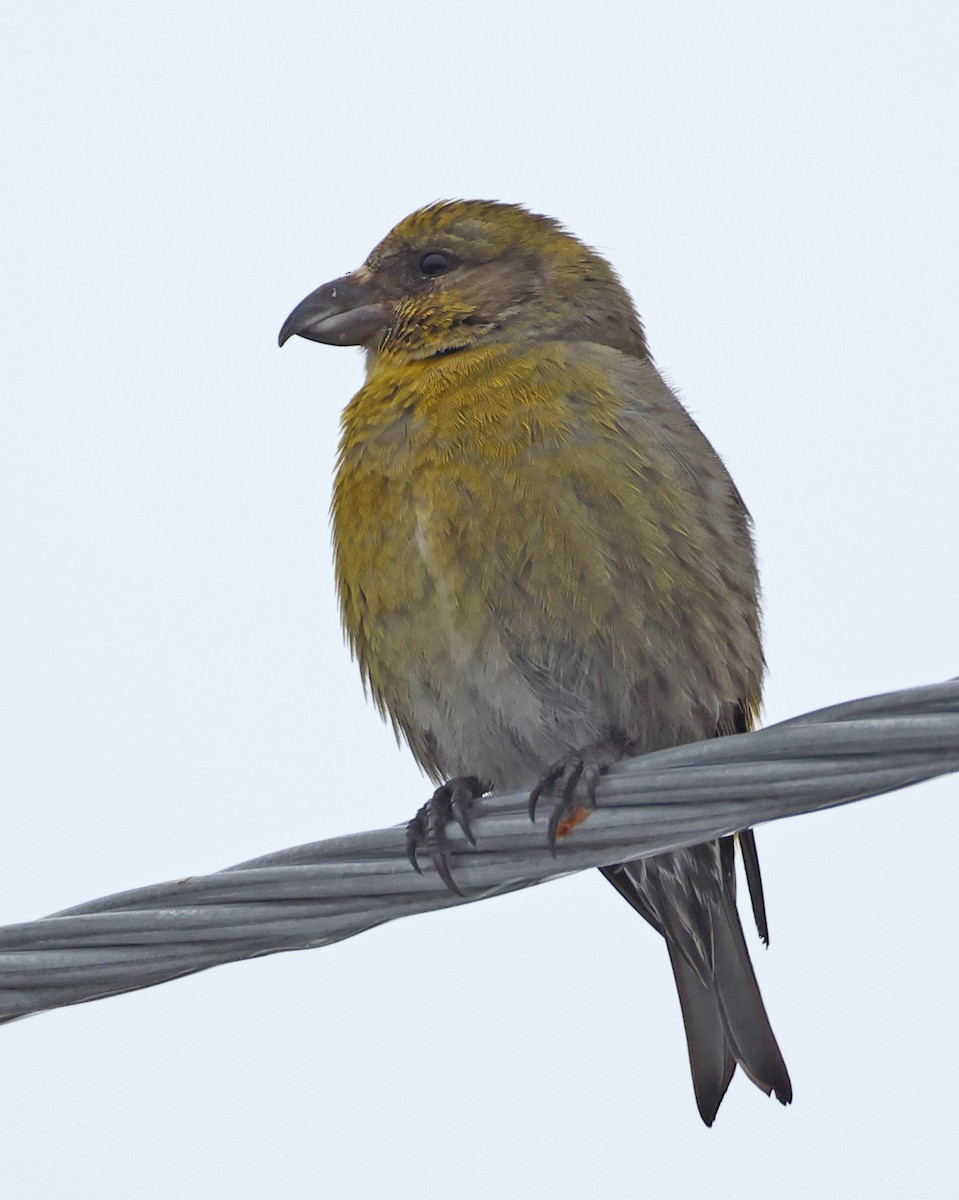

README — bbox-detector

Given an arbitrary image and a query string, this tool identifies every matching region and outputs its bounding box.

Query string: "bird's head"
[279,200,649,367]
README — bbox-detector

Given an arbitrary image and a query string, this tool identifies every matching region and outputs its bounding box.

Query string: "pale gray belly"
[401,614,728,792]
[398,513,737,791]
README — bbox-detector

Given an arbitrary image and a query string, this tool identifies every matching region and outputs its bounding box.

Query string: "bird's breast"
[334,426,554,784]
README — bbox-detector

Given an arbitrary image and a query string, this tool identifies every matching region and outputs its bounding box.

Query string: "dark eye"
[419,251,452,278]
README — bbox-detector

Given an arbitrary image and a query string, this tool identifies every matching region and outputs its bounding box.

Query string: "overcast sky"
[2,3,958,1197]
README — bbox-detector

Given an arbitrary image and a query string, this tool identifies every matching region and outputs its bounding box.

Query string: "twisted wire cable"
[1,678,957,1025]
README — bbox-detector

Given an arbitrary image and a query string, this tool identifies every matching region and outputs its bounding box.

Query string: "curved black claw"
[405,775,487,895]
[528,734,630,854]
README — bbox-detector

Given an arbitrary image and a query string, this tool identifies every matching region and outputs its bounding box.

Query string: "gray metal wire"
[1,678,957,1025]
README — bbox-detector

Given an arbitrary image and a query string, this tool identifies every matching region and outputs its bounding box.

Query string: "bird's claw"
[405,775,486,895]
[529,734,628,853]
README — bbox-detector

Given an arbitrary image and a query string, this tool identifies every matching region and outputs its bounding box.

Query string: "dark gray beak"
[278,270,389,348]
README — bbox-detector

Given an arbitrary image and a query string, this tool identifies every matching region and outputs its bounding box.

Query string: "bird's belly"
[405,641,564,789]
[353,526,714,792]
[389,513,601,789]
[383,594,721,792]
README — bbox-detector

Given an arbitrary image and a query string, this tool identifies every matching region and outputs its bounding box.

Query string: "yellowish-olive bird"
[279,200,791,1124]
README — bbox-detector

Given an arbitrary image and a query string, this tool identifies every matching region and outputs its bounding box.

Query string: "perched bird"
[279,200,791,1124]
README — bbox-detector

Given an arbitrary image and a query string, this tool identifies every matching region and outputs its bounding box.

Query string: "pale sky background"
[2,3,958,1197]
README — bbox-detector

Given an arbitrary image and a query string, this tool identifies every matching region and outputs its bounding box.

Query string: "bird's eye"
[419,252,452,278]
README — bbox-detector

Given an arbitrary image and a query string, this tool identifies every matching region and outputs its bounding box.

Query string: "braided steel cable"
[1,678,956,1025]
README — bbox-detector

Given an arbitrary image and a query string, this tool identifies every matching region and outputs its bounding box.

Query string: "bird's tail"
[602,835,791,1125]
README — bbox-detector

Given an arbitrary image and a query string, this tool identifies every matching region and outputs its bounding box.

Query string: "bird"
[278,199,792,1124]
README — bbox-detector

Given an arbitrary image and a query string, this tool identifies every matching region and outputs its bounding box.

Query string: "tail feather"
[737,828,769,945]
[602,832,791,1123]
[666,940,736,1125]
[731,705,771,946]
[711,888,792,1103]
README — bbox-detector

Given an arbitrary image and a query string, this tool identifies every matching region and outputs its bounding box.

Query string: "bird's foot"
[405,775,489,895]
[528,731,631,852]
